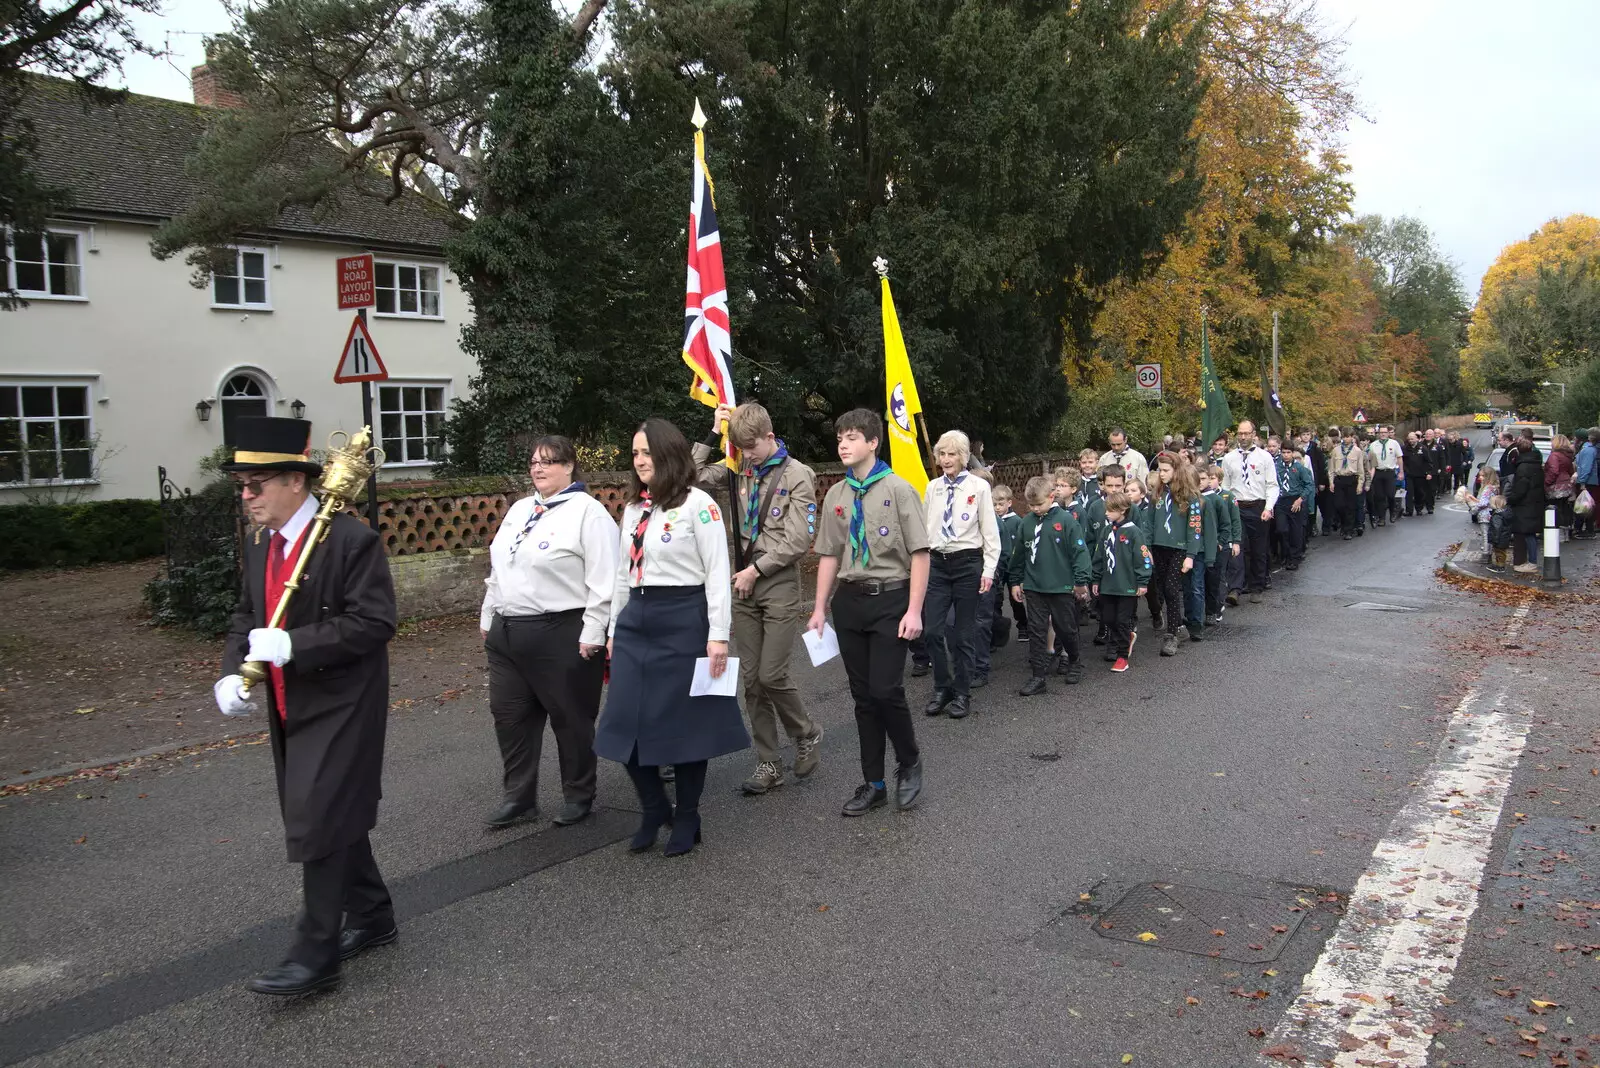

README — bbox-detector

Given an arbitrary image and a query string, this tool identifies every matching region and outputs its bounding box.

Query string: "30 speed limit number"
[1135,363,1162,394]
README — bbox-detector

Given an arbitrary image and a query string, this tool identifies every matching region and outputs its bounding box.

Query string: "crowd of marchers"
[211,409,1567,999]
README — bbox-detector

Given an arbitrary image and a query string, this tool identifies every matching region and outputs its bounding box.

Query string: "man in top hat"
[213,417,399,996]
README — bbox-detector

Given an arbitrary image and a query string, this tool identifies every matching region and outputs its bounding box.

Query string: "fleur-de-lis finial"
[873,256,889,278]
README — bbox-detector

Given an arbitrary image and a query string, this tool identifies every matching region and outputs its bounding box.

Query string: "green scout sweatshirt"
[1007,505,1092,593]
[995,510,1022,586]
[1093,518,1153,596]
[1150,489,1204,562]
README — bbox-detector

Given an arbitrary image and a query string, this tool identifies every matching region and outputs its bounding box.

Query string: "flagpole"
[691,98,747,572]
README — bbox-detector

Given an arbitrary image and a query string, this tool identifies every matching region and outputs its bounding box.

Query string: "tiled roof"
[18,76,462,252]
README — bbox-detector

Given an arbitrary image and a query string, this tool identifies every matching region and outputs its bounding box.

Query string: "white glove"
[214,674,254,717]
[247,628,293,667]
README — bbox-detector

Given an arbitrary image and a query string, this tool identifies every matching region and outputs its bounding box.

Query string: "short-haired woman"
[595,418,750,856]
[481,435,617,829]
[920,429,1000,720]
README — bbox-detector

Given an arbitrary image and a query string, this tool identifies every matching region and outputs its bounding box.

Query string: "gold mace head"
[317,426,385,503]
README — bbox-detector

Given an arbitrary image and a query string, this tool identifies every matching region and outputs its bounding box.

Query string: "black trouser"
[1371,468,1397,520]
[1150,546,1186,635]
[923,548,982,695]
[833,583,919,783]
[1316,487,1336,532]
[1099,594,1137,658]
[1024,590,1078,676]
[290,833,392,972]
[1333,474,1359,533]
[1237,500,1269,592]
[1277,505,1305,564]
[486,610,602,807]
[1204,561,1223,617]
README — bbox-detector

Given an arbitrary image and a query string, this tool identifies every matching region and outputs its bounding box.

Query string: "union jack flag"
[683,102,736,465]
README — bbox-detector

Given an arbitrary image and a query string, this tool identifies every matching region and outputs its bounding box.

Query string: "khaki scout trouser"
[732,567,816,763]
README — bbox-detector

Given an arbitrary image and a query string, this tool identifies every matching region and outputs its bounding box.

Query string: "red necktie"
[264,532,295,722]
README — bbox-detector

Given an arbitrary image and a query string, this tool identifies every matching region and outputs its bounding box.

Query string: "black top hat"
[220,417,323,478]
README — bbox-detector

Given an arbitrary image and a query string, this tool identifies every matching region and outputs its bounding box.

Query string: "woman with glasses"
[480,436,618,829]
[595,418,749,857]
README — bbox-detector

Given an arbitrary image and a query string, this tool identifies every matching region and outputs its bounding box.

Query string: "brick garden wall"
[389,547,490,620]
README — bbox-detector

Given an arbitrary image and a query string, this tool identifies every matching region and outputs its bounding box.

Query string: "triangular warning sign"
[333,315,388,383]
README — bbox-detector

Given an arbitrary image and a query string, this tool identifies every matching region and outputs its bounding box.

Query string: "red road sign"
[333,315,388,383]
[337,254,376,310]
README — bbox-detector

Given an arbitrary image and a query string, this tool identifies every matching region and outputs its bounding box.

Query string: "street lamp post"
[1541,380,1566,399]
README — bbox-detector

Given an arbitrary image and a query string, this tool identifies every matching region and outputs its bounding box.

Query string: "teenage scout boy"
[808,409,930,818]
[696,402,825,796]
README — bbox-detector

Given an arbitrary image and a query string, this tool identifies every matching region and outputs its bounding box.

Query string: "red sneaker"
[1112,657,1129,672]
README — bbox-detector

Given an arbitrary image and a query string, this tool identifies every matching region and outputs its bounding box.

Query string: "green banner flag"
[1199,315,1232,448]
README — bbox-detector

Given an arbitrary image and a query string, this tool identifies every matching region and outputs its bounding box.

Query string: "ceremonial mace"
[238,427,386,693]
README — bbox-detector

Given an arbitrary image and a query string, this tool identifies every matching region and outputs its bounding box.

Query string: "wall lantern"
[196,399,213,422]
[290,399,306,419]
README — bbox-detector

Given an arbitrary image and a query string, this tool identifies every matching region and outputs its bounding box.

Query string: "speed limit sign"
[1135,363,1162,396]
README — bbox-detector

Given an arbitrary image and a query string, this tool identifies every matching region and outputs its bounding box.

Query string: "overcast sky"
[115,0,1599,301]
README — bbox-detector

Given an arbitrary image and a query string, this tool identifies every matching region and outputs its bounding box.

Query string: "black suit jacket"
[224,510,397,862]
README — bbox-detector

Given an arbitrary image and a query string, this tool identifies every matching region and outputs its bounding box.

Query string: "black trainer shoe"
[1063,659,1084,684]
[1019,676,1048,696]
[841,783,888,817]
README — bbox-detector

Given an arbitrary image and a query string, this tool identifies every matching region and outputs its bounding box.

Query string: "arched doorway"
[219,372,270,445]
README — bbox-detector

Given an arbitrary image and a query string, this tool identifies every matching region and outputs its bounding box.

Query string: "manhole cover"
[1093,882,1307,962]
[1345,601,1420,612]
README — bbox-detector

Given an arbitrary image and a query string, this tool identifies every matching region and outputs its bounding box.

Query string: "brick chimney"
[190,62,245,108]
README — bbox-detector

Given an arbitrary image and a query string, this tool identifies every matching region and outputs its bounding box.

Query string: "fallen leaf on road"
[1185,996,1200,1006]
[73,836,86,844]
[1262,969,1278,977]
[1247,1027,1266,1038]
[1121,1056,1133,1065]
[1137,931,1158,942]
[1530,999,1560,1013]
[1211,929,1227,936]
[1261,1043,1304,1062]
[817,905,830,912]
[1079,893,1091,901]
[1271,924,1289,933]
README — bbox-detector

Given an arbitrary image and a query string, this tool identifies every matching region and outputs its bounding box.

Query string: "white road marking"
[1502,602,1531,649]
[0,960,68,992]
[1260,688,1528,1067]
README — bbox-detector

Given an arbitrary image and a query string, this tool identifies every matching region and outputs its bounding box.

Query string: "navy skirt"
[595,585,750,767]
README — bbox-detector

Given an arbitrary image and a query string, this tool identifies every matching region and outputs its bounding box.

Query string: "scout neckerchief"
[1337,441,1354,472]
[1103,522,1121,576]
[628,490,653,585]
[938,471,967,540]
[743,443,789,542]
[1159,488,1176,535]
[845,460,891,565]
[509,481,588,560]
[1028,506,1054,564]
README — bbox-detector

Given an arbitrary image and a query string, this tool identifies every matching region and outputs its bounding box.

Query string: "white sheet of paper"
[689,656,740,697]
[802,624,840,667]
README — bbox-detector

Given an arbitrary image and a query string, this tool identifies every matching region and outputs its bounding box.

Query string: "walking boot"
[1160,633,1179,657]
[1019,675,1048,696]
[740,760,785,795]
[792,727,824,779]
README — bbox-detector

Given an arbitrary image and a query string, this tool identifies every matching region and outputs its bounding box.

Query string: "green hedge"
[0,499,165,570]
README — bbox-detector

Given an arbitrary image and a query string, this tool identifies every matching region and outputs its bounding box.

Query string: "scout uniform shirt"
[1093,518,1153,596]
[1007,505,1092,593]
[1198,489,1227,565]
[609,486,734,641]
[1326,440,1366,482]
[693,440,818,577]
[1283,459,1315,508]
[815,469,930,583]
[922,471,1002,578]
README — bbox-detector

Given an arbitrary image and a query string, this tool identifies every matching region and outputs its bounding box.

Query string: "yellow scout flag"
[881,273,928,489]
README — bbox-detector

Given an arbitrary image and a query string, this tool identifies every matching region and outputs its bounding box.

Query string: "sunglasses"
[232,473,287,497]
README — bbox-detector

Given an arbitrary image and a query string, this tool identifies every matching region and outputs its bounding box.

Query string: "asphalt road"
[3,433,1596,1068]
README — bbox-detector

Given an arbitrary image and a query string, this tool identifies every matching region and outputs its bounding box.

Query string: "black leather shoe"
[842,783,888,817]
[923,689,952,716]
[894,760,924,809]
[1019,675,1048,696]
[1063,659,1085,684]
[248,961,340,997]
[910,661,931,678]
[971,673,988,688]
[946,694,971,719]
[552,801,592,826]
[484,801,537,829]
[339,923,398,961]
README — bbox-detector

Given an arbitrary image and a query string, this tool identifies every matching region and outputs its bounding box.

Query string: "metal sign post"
[334,255,385,530]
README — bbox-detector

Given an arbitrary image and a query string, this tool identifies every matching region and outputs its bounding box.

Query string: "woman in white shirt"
[480,436,618,830]
[595,418,750,857]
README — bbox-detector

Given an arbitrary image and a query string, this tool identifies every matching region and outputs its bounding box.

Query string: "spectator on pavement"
[1505,433,1547,574]
[1544,433,1577,539]
[1575,429,1599,540]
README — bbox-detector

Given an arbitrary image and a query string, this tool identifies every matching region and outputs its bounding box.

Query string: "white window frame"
[0,377,99,487]
[210,246,273,310]
[372,258,445,320]
[5,227,88,302]
[376,379,451,467]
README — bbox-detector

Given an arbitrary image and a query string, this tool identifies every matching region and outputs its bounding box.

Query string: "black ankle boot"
[663,812,702,857]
